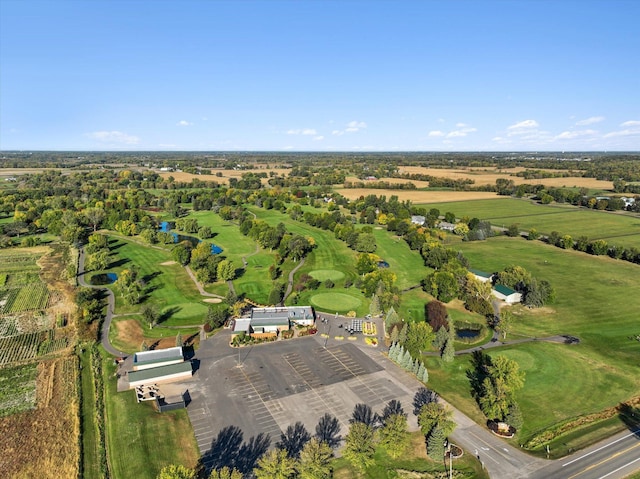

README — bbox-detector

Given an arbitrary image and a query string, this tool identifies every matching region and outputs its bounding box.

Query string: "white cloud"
[87,131,139,145]
[177,120,193,126]
[286,128,317,135]
[158,143,177,148]
[508,119,539,130]
[313,136,324,141]
[576,116,604,126]
[555,129,598,140]
[333,121,367,135]
[446,127,477,138]
[455,122,468,128]
[428,130,445,137]
[604,129,640,138]
[603,120,640,138]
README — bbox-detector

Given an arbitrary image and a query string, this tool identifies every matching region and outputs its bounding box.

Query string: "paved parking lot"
[183,328,420,468]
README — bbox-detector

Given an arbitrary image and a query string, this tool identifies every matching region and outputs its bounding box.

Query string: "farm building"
[133,346,184,371]
[469,269,494,283]
[438,221,456,232]
[492,284,522,304]
[128,361,193,389]
[234,306,315,334]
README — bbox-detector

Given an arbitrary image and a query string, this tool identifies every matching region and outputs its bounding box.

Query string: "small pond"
[456,328,481,339]
[90,272,118,285]
[168,232,223,254]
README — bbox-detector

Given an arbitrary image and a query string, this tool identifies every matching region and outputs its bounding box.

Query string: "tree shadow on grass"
[107,258,130,269]
[158,306,181,324]
[197,425,271,476]
[619,403,640,437]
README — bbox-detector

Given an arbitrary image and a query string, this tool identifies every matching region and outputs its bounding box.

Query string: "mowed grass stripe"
[107,238,207,324]
[418,198,640,247]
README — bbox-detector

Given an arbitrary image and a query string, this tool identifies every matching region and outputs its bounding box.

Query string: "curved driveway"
[78,247,127,357]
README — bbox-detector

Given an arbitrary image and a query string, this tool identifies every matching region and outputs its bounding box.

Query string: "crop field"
[1,283,50,314]
[0,357,80,478]
[395,165,614,189]
[425,236,640,446]
[417,198,640,247]
[0,363,37,417]
[0,329,67,366]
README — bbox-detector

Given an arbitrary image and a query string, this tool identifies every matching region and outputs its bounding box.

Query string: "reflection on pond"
[456,328,481,339]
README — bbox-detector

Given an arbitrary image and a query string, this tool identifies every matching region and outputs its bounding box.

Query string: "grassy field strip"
[416,198,640,247]
[79,348,101,479]
[103,351,198,479]
[371,227,428,290]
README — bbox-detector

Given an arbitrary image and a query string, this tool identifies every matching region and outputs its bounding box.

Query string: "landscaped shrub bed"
[297,327,317,337]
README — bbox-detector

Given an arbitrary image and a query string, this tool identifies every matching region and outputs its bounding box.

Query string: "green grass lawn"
[416,198,640,248]
[310,292,363,311]
[333,431,488,479]
[102,350,199,479]
[370,227,428,290]
[79,347,101,479]
[105,237,208,325]
[424,236,640,449]
[188,211,258,265]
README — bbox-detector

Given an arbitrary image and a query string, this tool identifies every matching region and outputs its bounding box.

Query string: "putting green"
[311,293,361,312]
[309,269,346,282]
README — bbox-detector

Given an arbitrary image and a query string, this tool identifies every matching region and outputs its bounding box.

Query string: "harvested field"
[0,357,79,479]
[395,166,613,189]
[335,188,503,203]
[345,175,431,188]
[160,168,291,186]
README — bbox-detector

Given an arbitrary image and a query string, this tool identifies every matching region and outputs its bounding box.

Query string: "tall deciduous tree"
[297,438,333,479]
[404,322,434,357]
[343,422,376,473]
[156,464,196,479]
[208,467,242,479]
[253,448,296,479]
[378,413,410,458]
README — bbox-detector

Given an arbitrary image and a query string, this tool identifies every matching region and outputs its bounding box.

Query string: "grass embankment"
[332,431,489,479]
[426,236,640,453]
[102,349,198,479]
[418,197,640,248]
[79,347,102,479]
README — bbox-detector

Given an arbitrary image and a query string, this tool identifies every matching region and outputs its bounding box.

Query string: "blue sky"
[1,0,639,151]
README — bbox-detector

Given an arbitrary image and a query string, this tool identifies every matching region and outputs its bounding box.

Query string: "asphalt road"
[530,429,640,479]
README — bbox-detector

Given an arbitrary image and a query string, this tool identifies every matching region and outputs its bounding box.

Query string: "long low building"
[492,284,522,304]
[133,346,184,371]
[128,361,193,389]
[234,306,315,334]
